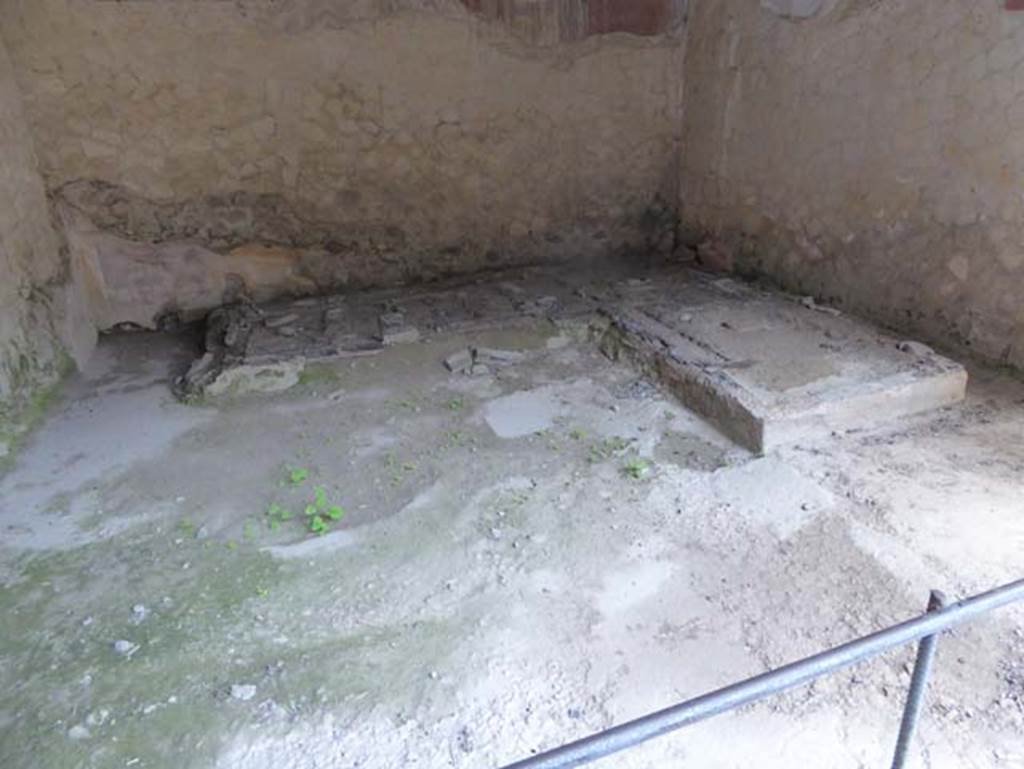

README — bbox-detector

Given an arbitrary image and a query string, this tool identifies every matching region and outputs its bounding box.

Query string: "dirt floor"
[1,315,1023,769]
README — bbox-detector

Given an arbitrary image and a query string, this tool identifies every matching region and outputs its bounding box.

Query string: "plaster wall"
[681,0,1024,367]
[2,0,685,328]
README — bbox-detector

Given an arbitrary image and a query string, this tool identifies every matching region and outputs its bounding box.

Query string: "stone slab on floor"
[179,263,968,452]
[242,268,600,365]
[599,269,968,453]
[175,265,605,396]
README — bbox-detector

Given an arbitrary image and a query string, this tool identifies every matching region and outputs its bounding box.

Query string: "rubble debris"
[169,265,965,455]
[86,709,110,727]
[204,359,306,397]
[613,379,658,401]
[378,312,420,345]
[799,295,842,316]
[230,684,257,702]
[113,640,139,658]
[517,295,560,316]
[898,340,935,356]
[444,346,528,375]
[473,347,526,366]
[174,299,262,400]
[444,349,473,373]
[174,265,601,400]
[265,313,299,329]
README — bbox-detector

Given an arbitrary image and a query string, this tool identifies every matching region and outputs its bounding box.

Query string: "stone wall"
[681,0,1024,367]
[0,32,92,425]
[1,0,685,329]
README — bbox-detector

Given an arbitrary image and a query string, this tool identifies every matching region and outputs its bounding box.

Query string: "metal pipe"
[890,590,947,769]
[499,578,1024,769]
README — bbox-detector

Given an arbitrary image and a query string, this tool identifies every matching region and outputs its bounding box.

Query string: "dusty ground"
[0,318,1022,769]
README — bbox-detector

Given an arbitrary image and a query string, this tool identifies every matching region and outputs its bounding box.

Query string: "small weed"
[179,519,196,537]
[534,429,560,451]
[390,396,420,412]
[447,397,464,411]
[303,485,345,535]
[441,431,469,449]
[384,452,421,486]
[225,540,238,551]
[623,457,651,480]
[270,466,346,536]
[255,586,270,598]
[588,436,632,463]
[266,502,295,531]
[569,428,586,441]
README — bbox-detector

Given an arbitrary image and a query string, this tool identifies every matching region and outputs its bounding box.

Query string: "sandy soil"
[0,320,1021,769]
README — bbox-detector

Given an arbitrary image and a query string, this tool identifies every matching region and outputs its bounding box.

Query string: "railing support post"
[890,590,947,769]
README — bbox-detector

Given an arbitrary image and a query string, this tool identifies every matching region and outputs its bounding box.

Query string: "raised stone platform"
[178,263,968,453]
[597,269,968,452]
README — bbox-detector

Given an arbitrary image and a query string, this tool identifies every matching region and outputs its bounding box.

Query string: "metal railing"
[499,578,1024,769]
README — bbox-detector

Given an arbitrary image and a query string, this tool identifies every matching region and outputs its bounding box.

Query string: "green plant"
[391,396,419,412]
[588,436,631,463]
[447,397,464,411]
[441,430,468,450]
[304,485,345,535]
[384,452,421,486]
[623,457,651,480]
[265,502,295,531]
[268,468,347,536]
